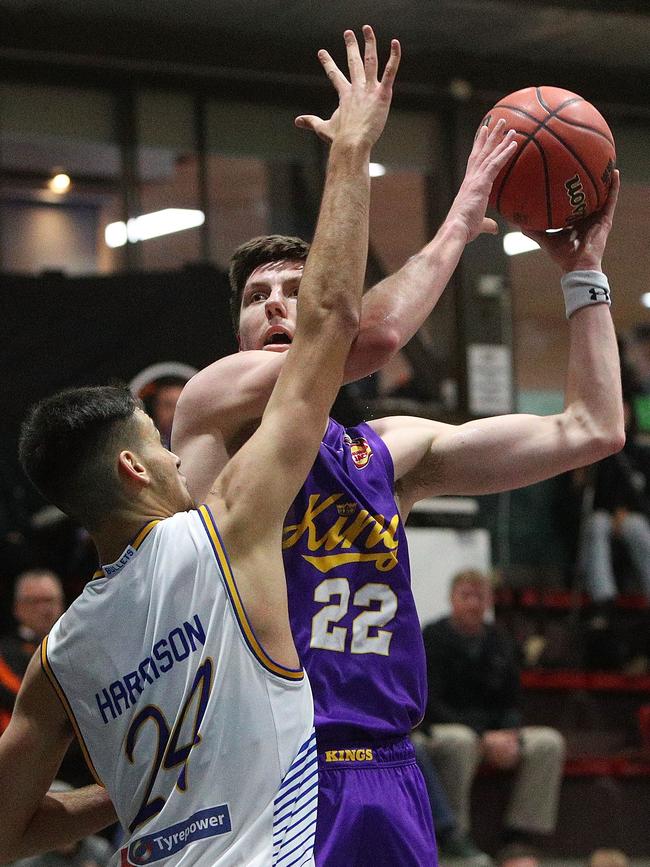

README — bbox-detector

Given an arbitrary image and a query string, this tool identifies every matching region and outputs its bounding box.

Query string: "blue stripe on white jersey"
[272,728,318,867]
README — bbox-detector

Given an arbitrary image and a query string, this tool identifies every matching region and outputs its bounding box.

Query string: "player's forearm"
[0,786,116,863]
[298,139,371,338]
[344,219,470,381]
[563,302,625,462]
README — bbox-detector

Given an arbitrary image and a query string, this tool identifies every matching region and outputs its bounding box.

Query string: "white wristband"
[561,270,611,319]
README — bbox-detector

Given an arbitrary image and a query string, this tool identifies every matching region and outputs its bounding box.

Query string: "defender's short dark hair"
[19,385,141,531]
[228,234,310,331]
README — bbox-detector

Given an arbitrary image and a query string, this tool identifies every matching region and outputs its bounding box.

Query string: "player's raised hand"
[524,169,620,273]
[295,25,400,150]
[445,118,518,244]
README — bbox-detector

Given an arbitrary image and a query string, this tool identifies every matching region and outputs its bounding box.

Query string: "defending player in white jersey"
[0,27,400,867]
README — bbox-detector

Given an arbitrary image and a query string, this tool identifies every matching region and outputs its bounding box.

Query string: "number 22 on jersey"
[311,578,397,655]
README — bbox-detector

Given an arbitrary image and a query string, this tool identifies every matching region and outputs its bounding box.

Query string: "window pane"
[134,91,202,270]
[205,154,270,270]
[0,83,121,275]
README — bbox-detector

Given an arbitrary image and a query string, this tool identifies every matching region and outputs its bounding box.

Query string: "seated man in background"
[421,569,566,852]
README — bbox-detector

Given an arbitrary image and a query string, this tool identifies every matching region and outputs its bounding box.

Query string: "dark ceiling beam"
[0,7,649,115]
[505,0,649,12]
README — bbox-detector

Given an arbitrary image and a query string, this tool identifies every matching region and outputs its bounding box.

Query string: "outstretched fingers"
[317,48,349,94]
[380,37,401,90]
[466,120,498,171]
[344,29,365,86]
[362,25,378,84]
[485,128,517,176]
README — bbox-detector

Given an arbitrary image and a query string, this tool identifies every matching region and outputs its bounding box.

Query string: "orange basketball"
[482,86,616,231]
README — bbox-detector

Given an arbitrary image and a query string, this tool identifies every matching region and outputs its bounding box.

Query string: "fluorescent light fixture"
[369,162,386,178]
[105,221,128,248]
[105,208,205,248]
[503,231,540,257]
[641,293,650,309]
[48,172,71,194]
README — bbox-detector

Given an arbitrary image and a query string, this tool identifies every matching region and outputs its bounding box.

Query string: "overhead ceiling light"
[48,172,71,194]
[503,231,540,256]
[641,293,650,309]
[105,208,205,248]
[369,162,386,178]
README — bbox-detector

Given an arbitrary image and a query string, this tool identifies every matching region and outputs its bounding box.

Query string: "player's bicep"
[401,412,579,500]
[368,416,449,482]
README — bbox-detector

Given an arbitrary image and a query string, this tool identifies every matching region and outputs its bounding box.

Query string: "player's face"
[450,579,491,634]
[136,410,195,512]
[237,259,304,352]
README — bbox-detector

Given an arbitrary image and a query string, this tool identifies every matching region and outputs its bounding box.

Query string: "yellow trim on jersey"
[198,505,303,681]
[92,520,161,579]
[41,636,104,786]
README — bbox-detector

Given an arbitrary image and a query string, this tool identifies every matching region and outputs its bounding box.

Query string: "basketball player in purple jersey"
[173,46,623,867]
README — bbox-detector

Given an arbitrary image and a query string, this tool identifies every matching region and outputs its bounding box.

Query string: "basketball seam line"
[492,99,605,219]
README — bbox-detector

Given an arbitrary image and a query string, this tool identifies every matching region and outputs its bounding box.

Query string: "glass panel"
[205,154,270,271]
[366,113,458,413]
[204,100,313,268]
[134,91,202,270]
[0,83,121,275]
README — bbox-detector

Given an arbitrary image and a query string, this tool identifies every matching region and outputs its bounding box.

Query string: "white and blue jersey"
[42,506,317,867]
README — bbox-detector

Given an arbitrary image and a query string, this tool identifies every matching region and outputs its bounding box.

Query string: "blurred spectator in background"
[9,780,113,867]
[411,731,491,863]
[578,399,650,606]
[0,569,64,732]
[494,842,541,867]
[589,848,630,867]
[421,569,565,851]
[625,324,650,395]
[0,570,91,787]
[0,458,32,628]
[142,376,186,449]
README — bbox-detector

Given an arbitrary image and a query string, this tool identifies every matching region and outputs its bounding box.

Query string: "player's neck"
[91,507,163,567]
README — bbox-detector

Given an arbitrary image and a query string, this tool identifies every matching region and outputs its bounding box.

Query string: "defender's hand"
[295,25,401,150]
[445,119,518,244]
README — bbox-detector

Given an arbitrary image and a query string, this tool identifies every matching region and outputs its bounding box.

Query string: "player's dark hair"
[228,234,310,332]
[19,385,141,531]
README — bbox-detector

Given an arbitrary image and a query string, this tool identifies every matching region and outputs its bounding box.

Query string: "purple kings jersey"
[283,418,427,745]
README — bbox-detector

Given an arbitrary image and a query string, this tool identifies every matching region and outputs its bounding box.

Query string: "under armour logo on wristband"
[561,270,612,319]
[589,287,611,302]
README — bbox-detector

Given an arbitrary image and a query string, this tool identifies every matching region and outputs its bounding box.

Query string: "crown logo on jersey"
[336,501,357,517]
[344,434,372,469]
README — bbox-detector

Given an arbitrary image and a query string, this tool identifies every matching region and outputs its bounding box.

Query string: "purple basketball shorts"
[314,736,438,866]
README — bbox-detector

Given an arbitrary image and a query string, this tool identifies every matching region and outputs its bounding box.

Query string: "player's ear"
[118,450,149,488]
